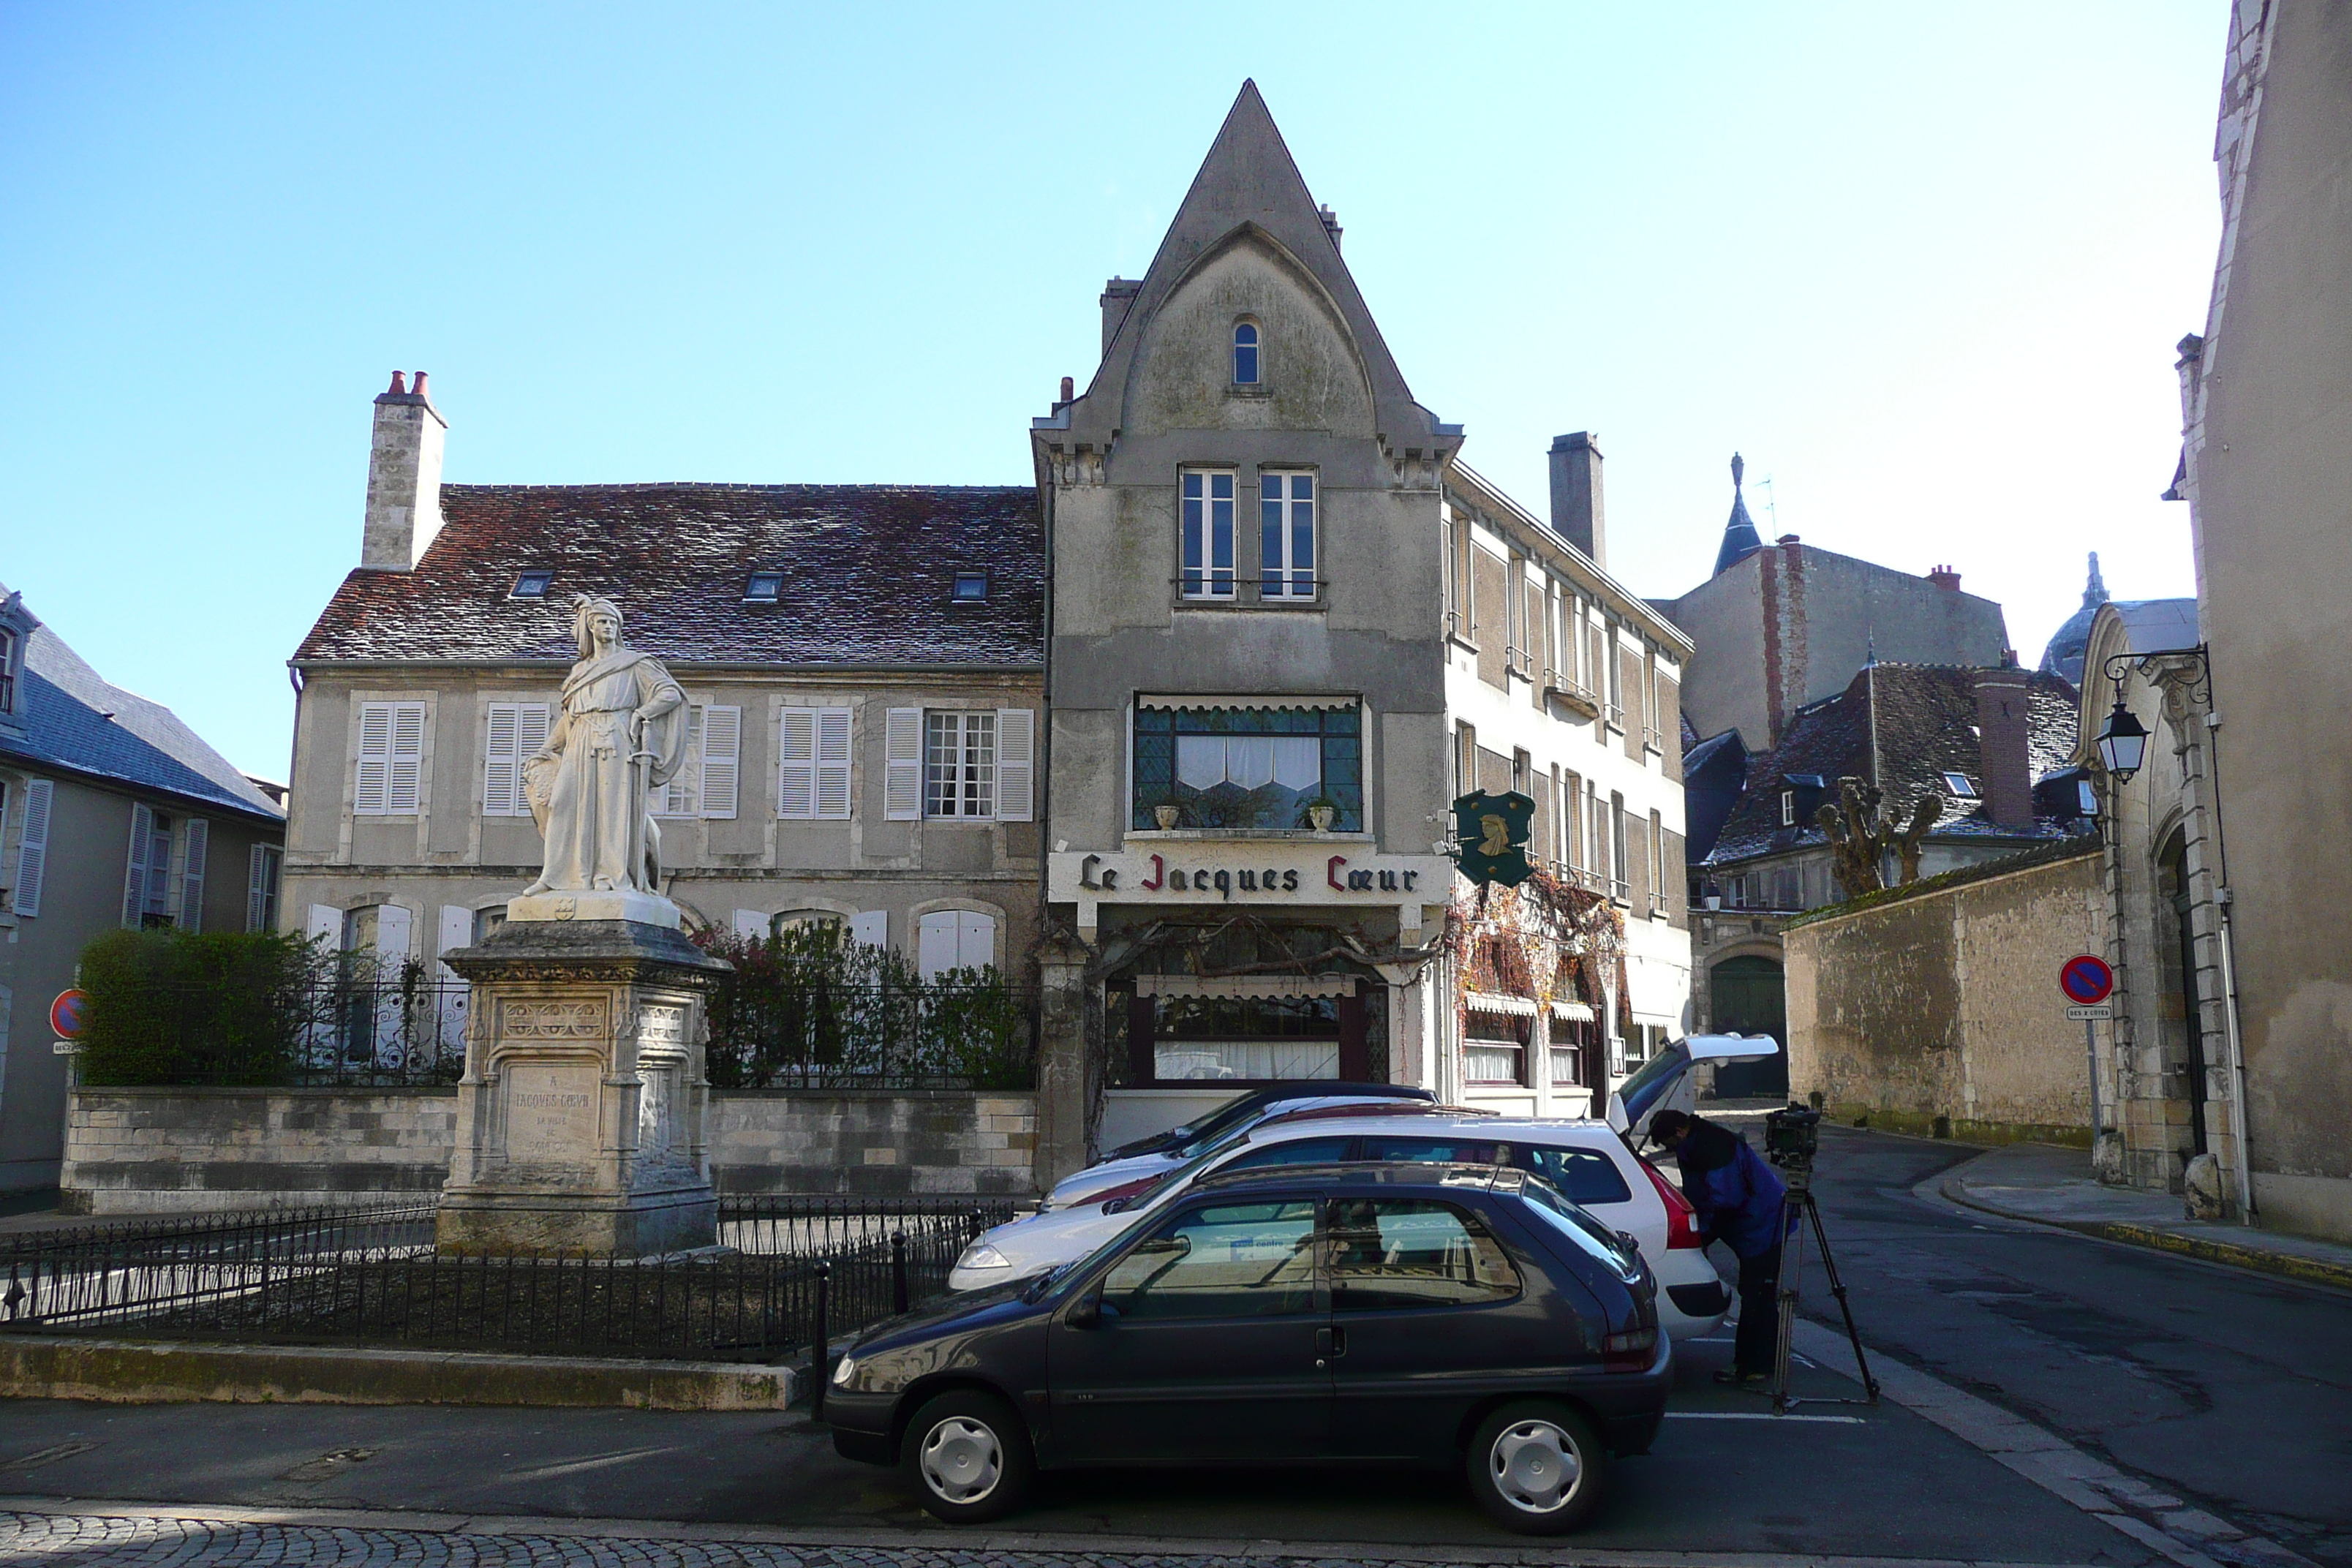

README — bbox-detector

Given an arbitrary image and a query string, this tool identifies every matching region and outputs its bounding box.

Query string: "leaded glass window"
[1132,704,1361,831]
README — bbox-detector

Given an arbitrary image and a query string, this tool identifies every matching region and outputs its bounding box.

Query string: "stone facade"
[59,1085,1035,1213]
[1784,845,2106,1142]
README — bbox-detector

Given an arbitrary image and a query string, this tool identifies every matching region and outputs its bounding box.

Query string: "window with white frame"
[778,706,851,821]
[1609,792,1629,900]
[0,624,18,714]
[482,702,551,817]
[121,804,176,929]
[1180,470,1237,599]
[1259,471,1316,599]
[355,701,426,815]
[654,704,742,819]
[925,711,996,818]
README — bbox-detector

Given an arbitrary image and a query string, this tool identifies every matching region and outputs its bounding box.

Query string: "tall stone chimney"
[1100,278,1142,357]
[1548,432,1605,566]
[361,371,447,570]
[1973,660,2035,830]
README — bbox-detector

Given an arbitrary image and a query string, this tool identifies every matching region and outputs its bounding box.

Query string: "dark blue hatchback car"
[826,1162,1668,1534]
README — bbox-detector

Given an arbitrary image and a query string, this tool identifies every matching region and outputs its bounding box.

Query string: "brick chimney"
[1548,432,1605,566]
[1100,278,1142,356]
[360,371,447,570]
[1928,564,1961,590]
[1974,660,2035,829]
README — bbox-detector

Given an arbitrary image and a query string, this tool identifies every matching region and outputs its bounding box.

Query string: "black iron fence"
[0,1194,1015,1363]
[704,983,1039,1092]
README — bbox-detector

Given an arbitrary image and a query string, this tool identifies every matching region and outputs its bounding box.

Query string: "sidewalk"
[1937,1139,2352,1293]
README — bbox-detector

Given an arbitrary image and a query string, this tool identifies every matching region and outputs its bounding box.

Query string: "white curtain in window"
[1174,734,1319,792]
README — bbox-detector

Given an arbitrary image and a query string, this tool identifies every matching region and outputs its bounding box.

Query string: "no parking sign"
[2059,955,2114,1020]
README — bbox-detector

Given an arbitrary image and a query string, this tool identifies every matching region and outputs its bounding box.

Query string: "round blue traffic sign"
[2059,955,2114,1006]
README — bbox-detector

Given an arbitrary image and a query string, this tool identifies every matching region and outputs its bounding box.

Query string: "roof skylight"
[510,571,553,599]
[745,572,785,603]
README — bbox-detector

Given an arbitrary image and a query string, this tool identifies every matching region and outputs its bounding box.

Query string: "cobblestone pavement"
[0,1511,1624,1568]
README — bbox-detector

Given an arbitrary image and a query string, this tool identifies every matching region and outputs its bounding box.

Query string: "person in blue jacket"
[1649,1109,1798,1386]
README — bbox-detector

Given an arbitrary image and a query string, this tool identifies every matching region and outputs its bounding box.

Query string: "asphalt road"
[1,1128,2345,1564]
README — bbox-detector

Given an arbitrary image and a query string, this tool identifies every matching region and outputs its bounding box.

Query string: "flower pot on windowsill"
[1153,804,1182,830]
[1307,804,1336,832]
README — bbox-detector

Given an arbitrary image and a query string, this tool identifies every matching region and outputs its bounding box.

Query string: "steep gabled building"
[1031,83,1693,1161]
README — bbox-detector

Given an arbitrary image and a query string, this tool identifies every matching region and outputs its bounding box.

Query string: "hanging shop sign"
[1048,847,1455,906]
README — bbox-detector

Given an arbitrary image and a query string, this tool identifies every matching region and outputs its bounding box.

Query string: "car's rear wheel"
[902,1390,1033,1523]
[1466,1400,1607,1534]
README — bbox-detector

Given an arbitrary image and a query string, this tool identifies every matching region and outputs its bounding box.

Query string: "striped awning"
[1463,991,1539,1017]
[1135,973,1358,999]
[1551,1000,1597,1022]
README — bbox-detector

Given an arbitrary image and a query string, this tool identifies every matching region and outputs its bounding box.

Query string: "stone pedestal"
[436,906,732,1256]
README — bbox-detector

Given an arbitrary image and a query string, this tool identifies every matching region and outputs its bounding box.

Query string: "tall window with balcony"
[1259,472,1316,599]
[1132,704,1360,832]
[1180,470,1237,599]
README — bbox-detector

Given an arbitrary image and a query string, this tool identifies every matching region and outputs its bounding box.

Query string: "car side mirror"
[1066,1291,1119,1330]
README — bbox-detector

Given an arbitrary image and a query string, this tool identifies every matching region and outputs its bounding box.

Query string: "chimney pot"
[1777,534,1801,546]
[387,371,407,396]
[1546,432,1605,566]
[1059,375,1074,403]
[410,371,430,403]
[1319,204,1343,252]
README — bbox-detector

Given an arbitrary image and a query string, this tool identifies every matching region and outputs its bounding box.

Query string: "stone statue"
[520,595,689,900]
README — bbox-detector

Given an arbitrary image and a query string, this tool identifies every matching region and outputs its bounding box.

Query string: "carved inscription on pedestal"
[506,1063,601,1161]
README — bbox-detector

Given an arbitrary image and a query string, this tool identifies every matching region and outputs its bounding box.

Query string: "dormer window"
[1232,321,1260,385]
[510,571,553,599]
[1780,791,1795,826]
[1943,772,1978,798]
[952,572,989,602]
[745,572,785,603]
[0,624,17,715]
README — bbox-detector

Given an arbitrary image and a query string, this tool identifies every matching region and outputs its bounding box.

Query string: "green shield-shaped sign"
[1452,790,1536,887]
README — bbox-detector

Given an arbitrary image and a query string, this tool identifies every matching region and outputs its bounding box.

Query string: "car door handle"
[1315,1325,1347,1360]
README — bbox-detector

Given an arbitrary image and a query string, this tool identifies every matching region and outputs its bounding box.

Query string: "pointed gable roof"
[1052,81,1455,460]
[1713,452,1765,576]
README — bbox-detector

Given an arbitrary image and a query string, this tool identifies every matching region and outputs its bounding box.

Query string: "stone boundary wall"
[60,1086,1037,1215]
[1784,849,2106,1142]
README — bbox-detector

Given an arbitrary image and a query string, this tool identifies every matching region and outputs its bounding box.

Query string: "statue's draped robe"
[523,650,687,893]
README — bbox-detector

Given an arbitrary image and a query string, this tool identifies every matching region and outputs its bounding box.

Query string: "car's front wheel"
[1466,1400,1607,1534]
[902,1390,1033,1523]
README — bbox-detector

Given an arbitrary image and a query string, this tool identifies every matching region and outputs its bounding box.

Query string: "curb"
[1935,1172,2352,1294]
[0,1335,803,1410]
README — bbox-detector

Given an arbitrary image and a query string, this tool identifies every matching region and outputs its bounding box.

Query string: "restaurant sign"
[1048,846,1456,906]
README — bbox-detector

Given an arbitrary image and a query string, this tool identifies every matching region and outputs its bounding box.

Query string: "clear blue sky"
[2,2,2225,780]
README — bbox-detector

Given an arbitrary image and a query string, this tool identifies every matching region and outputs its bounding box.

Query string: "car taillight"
[1603,1327,1658,1372]
[1637,1154,1705,1248]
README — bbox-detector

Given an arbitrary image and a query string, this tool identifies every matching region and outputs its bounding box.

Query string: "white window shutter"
[13,778,51,919]
[178,818,208,931]
[958,910,996,970]
[848,908,887,949]
[121,803,154,928]
[388,704,426,813]
[483,704,521,816]
[885,707,924,821]
[699,705,740,819]
[995,709,1035,821]
[778,708,817,819]
[815,707,851,819]
[733,908,767,941]
[246,843,267,931]
[306,902,342,948]
[355,704,392,815]
[657,706,703,817]
[437,904,475,972]
[376,902,412,965]
[917,911,958,979]
[519,702,551,755]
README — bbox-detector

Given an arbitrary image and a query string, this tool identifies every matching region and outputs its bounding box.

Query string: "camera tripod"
[1766,1162,1880,1414]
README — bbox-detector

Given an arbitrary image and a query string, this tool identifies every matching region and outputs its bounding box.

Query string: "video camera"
[1763,1104,1822,1170]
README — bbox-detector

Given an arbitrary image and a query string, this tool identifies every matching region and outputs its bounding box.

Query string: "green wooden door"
[1709,955,1788,1098]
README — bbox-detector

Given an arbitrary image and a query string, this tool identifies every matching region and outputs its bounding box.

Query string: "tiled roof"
[0,584,284,823]
[295,484,1044,668]
[1704,662,2080,867]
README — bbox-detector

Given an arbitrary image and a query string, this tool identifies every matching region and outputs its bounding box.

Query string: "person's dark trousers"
[1733,1245,1782,1376]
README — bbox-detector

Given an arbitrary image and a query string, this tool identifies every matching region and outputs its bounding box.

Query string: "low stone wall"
[709,1090,1036,1197]
[59,1085,1037,1213]
[1784,848,2106,1142]
[61,1088,458,1215]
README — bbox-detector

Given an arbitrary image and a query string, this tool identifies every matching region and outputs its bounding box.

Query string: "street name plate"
[507,1063,600,1159]
[2065,1005,2114,1021]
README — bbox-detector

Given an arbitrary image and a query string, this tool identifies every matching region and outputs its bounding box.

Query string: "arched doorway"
[2156,832,2209,1161]
[1709,954,1788,1098]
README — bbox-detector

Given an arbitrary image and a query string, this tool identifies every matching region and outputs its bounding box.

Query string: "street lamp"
[2095,700,2149,783]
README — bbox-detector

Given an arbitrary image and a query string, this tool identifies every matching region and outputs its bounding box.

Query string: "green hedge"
[75,928,328,1086]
